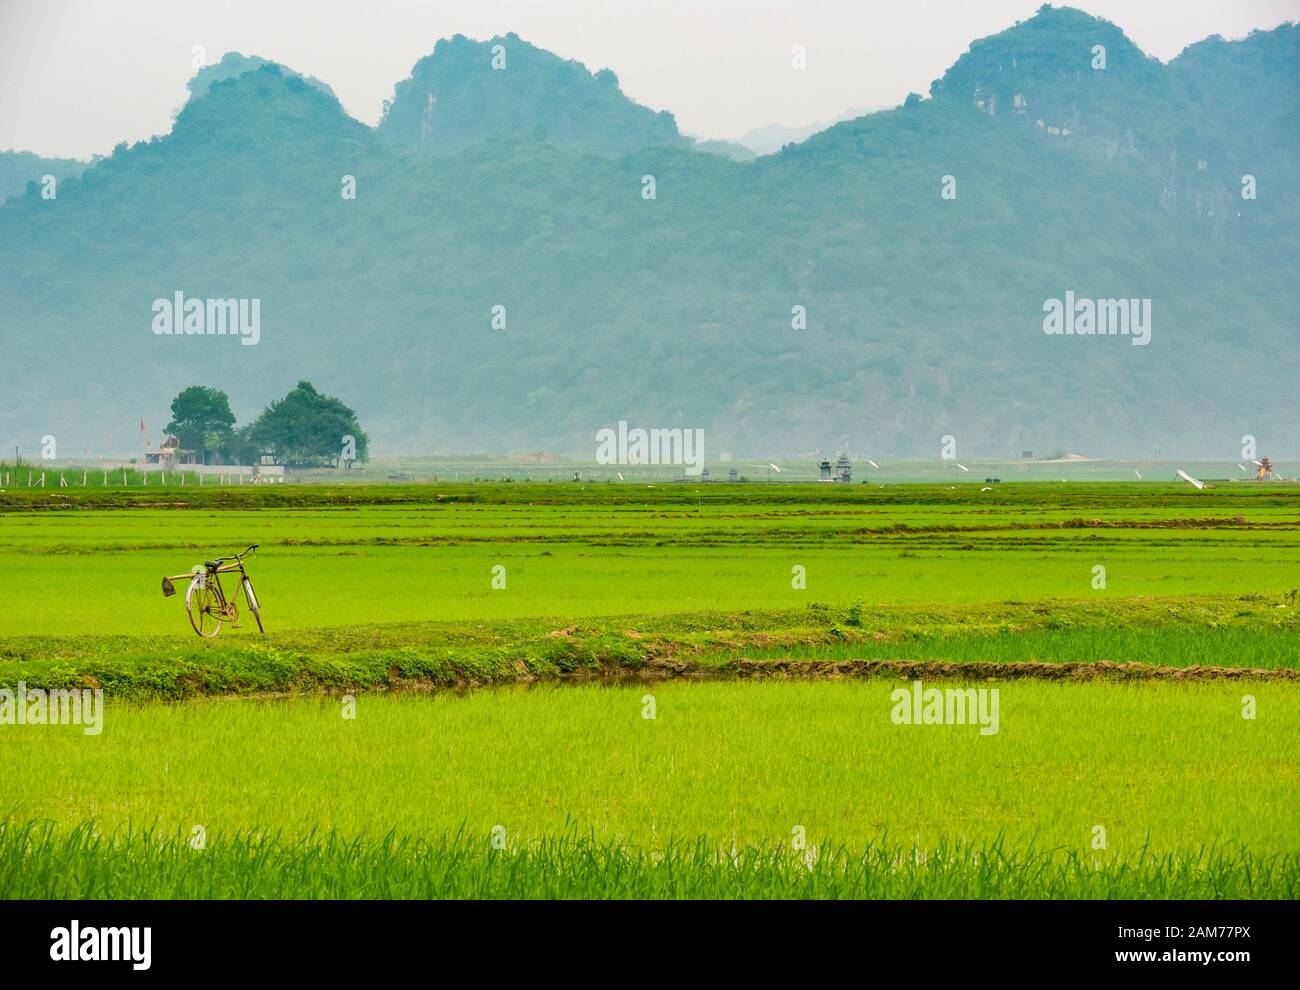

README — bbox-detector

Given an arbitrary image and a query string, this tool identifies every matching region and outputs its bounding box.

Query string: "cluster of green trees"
[165,381,368,467]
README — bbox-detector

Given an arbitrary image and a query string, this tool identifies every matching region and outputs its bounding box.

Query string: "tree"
[246,380,369,467]
[165,386,236,465]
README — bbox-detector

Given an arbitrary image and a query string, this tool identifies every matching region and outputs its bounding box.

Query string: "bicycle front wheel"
[187,575,222,638]
[242,577,264,633]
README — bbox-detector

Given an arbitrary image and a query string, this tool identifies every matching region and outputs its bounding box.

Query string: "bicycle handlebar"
[162,545,258,595]
[212,544,259,564]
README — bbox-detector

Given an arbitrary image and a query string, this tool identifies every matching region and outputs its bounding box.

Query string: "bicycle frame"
[195,562,246,610]
[162,561,245,598]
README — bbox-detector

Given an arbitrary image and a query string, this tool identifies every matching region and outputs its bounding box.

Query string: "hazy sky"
[3,0,1298,158]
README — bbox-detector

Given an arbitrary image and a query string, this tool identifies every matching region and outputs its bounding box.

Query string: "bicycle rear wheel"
[187,575,222,638]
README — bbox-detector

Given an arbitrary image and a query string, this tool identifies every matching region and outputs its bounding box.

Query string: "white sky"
[2,0,1297,158]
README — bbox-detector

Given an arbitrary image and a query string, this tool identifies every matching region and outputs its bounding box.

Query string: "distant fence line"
[0,463,288,488]
[102,462,285,476]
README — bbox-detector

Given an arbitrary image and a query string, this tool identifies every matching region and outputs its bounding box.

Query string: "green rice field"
[1,481,1297,897]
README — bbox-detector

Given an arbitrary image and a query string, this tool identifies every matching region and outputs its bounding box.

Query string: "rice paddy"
[1,482,1297,898]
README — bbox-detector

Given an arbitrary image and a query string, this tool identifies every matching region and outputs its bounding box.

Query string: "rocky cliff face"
[378,33,686,157]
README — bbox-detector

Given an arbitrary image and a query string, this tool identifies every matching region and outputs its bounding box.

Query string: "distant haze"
[4,5,1297,459]
[1,0,1297,158]
[730,107,885,155]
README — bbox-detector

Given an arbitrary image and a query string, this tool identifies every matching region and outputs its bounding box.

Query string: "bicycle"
[161,544,263,638]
